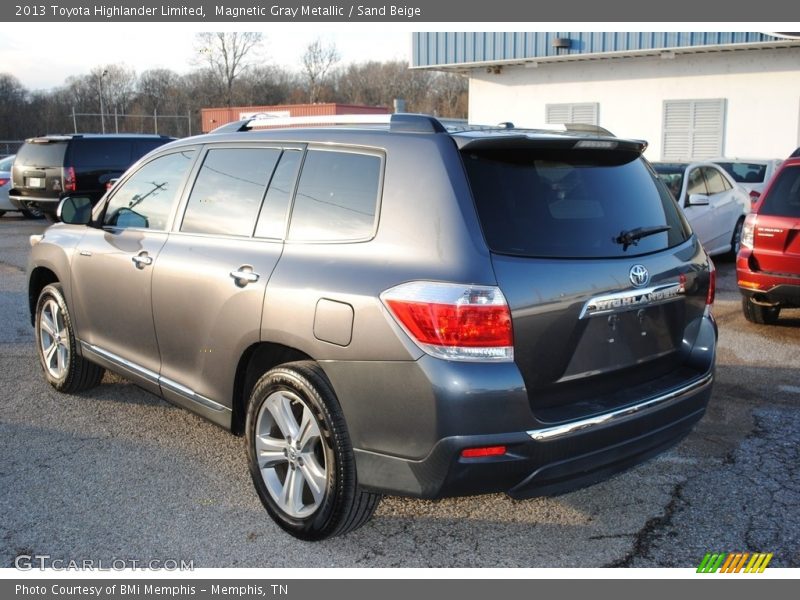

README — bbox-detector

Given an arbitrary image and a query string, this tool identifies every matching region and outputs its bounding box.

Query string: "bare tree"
[138,68,177,113]
[301,38,340,103]
[0,74,29,138]
[194,32,264,107]
[90,64,137,116]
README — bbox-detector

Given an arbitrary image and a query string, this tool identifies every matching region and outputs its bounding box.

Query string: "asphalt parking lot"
[1,216,798,569]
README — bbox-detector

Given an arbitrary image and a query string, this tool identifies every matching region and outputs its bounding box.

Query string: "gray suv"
[27,114,717,540]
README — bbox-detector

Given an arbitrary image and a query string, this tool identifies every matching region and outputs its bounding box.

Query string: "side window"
[288,149,381,242]
[686,168,708,197]
[181,148,281,237]
[104,150,196,231]
[703,167,727,195]
[255,149,302,239]
[69,139,132,169]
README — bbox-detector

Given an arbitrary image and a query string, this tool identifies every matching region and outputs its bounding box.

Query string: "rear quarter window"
[464,150,690,258]
[68,139,133,169]
[288,149,382,242]
[760,166,800,217]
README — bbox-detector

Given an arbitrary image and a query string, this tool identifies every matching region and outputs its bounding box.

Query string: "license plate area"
[563,303,684,381]
[26,177,44,188]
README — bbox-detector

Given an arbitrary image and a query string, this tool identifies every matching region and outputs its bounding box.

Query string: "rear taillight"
[381,282,513,362]
[706,259,716,307]
[0,177,9,187]
[741,213,757,250]
[64,166,76,193]
[749,190,760,203]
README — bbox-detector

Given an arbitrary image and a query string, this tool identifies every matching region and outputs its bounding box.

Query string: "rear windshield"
[464,150,690,259]
[760,166,800,217]
[715,162,767,184]
[67,139,133,169]
[15,141,67,168]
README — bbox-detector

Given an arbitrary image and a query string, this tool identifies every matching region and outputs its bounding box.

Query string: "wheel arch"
[29,267,59,326]
[231,342,313,436]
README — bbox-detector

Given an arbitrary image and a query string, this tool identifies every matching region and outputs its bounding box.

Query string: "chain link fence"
[0,141,24,157]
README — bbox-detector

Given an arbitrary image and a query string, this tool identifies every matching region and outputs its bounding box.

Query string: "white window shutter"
[546,103,599,126]
[663,99,725,160]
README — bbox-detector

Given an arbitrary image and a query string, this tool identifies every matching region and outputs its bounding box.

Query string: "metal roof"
[412,32,800,70]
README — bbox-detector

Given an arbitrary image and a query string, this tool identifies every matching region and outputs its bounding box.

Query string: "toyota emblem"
[629,264,650,288]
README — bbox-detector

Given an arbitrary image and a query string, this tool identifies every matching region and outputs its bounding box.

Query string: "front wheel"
[246,361,380,540]
[35,284,105,392]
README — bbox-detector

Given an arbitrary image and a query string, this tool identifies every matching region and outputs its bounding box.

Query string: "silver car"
[27,114,717,540]
[653,161,751,257]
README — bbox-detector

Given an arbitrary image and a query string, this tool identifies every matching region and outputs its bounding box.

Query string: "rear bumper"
[352,370,712,498]
[737,251,800,307]
[9,193,61,213]
[328,311,717,499]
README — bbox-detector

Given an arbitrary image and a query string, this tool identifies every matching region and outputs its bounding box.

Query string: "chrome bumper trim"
[527,372,713,442]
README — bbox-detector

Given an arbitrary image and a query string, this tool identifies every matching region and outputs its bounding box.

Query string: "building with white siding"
[412,32,800,160]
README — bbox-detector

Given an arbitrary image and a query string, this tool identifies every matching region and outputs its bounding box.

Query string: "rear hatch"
[459,135,713,423]
[11,138,69,201]
[750,163,800,276]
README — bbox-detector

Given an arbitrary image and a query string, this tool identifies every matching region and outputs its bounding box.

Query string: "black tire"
[0,210,5,217]
[35,283,105,393]
[21,205,45,219]
[729,218,744,259]
[246,361,380,540]
[741,296,780,325]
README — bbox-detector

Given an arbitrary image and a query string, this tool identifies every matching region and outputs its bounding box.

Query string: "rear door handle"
[229,266,260,287]
[131,253,153,269]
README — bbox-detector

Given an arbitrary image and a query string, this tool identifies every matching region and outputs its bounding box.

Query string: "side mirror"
[687,193,710,206]
[57,196,93,225]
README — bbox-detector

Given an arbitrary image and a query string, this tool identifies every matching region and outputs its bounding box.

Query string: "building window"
[662,99,726,160]
[545,103,599,125]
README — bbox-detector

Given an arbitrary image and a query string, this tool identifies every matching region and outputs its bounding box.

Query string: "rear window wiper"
[613,225,671,251]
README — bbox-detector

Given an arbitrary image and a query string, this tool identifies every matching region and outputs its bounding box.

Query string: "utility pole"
[99,69,108,133]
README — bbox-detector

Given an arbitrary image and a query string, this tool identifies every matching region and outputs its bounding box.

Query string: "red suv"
[737,156,800,324]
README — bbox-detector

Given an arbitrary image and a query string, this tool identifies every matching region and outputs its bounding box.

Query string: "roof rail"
[563,123,616,137]
[210,113,447,134]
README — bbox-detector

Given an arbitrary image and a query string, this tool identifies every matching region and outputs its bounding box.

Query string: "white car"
[0,155,14,216]
[653,161,751,257]
[0,155,43,219]
[711,158,783,202]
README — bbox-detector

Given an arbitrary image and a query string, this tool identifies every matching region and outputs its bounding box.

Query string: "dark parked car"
[10,133,173,220]
[27,114,717,540]
[737,155,800,324]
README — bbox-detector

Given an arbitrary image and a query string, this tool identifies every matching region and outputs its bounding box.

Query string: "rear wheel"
[741,296,780,325]
[35,284,105,392]
[21,202,45,219]
[0,210,5,217]
[246,361,380,540]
